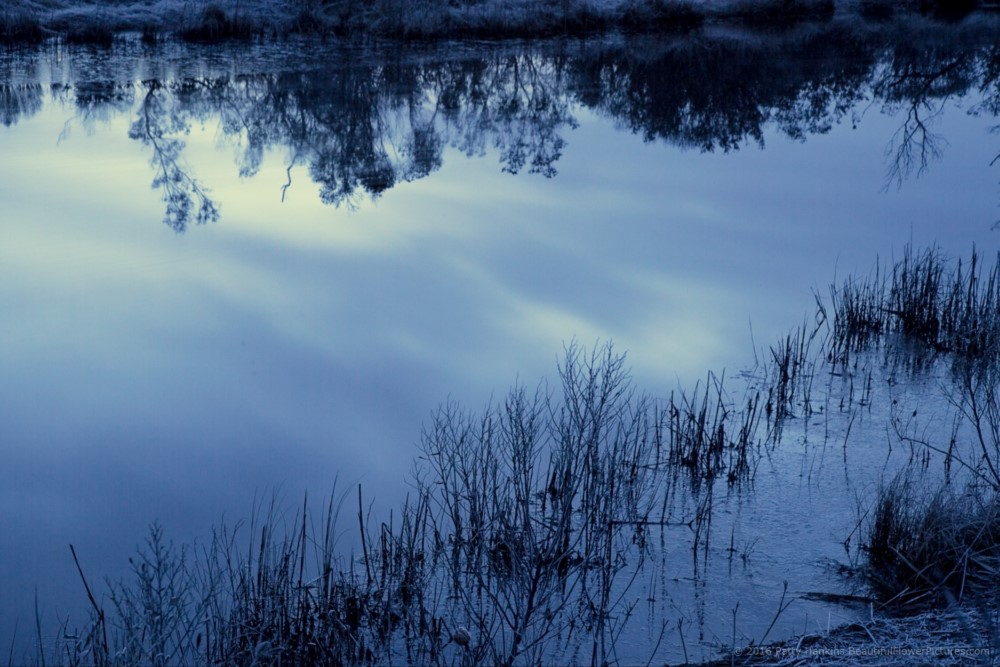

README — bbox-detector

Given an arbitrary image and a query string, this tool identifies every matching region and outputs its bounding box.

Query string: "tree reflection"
[0,82,42,126]
[129,79,219,231]
[4,24,998,229]
[874,40,980,188]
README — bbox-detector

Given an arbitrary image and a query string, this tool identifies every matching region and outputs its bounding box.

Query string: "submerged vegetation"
[825,247,1000,613]
[0,0,992,45]
[829,246,1000,369]
[862,476,1000,610]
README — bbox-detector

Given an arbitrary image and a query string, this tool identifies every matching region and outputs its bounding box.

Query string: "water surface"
[2,23,1000,662]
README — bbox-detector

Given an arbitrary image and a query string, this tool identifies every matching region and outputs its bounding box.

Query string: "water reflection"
[3,26,1000,665]
[130,80,219,229]
[2,24,999,230]
[0,82,42,125]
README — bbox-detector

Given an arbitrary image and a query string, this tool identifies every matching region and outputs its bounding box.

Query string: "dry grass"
[862,476,1000,611]
[705,604,998,665]
[5,0,972,44]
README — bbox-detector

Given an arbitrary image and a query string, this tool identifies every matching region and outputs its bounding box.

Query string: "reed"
[829,246,1000,369]
[828,266,885,366]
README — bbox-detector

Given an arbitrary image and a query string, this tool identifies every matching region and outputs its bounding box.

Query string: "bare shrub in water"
[58,342,786,665]
[63,492,393,667]
[412,341,664,666]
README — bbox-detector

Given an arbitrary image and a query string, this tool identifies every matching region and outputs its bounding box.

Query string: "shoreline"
[695,602,998,666]
[2,0,995,46]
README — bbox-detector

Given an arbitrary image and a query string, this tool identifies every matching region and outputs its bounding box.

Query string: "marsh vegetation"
[4,15,1000,667]
[22,246,998,666]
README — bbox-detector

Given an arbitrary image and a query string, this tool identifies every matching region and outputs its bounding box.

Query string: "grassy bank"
[684,246,1000,664]
[1,0,988,45]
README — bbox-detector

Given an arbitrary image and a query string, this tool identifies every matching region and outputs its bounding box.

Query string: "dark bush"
[0,11,44,44]
[179,5,258,42]
[621,0,705,31]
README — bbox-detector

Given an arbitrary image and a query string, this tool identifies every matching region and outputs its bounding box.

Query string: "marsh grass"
[664,372,766,486]
[862,475,1000,612]
[53,340,826,665]
[60,492,405,666]
[51,244,1000,664]
[829,246,1000,370]
[828,266,884,366]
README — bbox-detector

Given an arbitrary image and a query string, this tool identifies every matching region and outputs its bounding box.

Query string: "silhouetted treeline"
[3,23,999,229]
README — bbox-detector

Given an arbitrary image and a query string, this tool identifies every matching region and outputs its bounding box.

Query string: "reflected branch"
[129,80,219,232]
[5,25,999,228]
[0,82,42,126]
[882,98,947,190]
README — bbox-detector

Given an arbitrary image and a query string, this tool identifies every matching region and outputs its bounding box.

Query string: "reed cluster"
[863,475,1000,610]
[829,246,1000,369]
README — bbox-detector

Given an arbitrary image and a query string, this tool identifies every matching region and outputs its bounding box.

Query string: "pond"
[2,18,1000,664]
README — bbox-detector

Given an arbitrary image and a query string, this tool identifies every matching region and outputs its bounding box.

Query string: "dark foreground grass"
[830,248,1000,632]
[863,475,1000,611]
[42,338,820,666]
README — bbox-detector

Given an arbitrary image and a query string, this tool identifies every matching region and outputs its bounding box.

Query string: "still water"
[2,21,1000,662]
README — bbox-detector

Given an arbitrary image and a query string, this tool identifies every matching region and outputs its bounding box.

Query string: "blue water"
[1,28,999,662]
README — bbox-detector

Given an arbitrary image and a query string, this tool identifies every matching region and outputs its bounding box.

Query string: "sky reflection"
[1,30,1000,660]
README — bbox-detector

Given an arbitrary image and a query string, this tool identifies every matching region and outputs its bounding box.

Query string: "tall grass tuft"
[61,490,402,666]
[828,265,884,366]
[829,245,1000,369]
[863,475,1000,611]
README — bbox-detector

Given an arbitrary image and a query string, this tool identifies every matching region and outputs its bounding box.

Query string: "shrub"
[0,9,44,44]
[179,5,258,42]
[620,0,705,31]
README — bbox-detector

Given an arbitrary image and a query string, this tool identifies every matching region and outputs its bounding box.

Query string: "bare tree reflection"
[874,43,977,189]
[4,25,998,230]
[129,79,219,232]
[971,45,1000,228]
